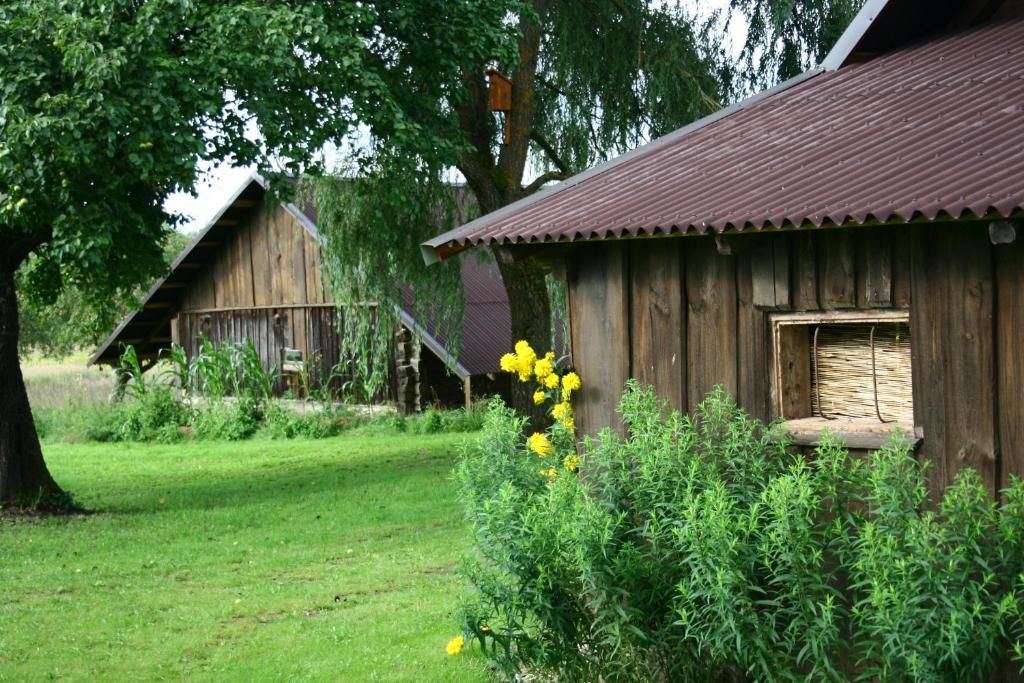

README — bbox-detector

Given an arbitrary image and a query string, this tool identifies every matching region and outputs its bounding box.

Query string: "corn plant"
[160,343,194,396]
[112,344,147,401]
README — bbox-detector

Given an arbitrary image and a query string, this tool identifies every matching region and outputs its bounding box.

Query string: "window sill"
[780,417,922,450]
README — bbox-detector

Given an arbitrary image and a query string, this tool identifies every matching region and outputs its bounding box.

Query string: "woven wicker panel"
[810,322,913,424]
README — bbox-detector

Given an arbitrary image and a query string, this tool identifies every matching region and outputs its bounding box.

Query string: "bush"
[190,398,261,441]
[119,386,189,442]
[260,402,348,440]
[408,405,486,434]
[455,382,1024,682]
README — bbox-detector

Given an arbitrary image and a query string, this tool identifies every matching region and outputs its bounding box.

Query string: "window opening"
[806,320,912,425]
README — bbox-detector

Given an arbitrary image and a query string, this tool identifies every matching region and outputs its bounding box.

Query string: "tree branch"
[522,171,568,196]
[496,0,550,201]
[529,131,572,175]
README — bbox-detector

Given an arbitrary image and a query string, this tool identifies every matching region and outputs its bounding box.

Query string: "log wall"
[567,222,1024,500]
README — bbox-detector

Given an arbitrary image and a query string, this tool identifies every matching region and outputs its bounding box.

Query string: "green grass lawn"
[0,434,490,682]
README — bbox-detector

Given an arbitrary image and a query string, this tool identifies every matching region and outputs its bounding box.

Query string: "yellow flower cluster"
[499,340,537,381]
[500,340,583,479]
[446,635,464,655]
[527,432,554,458]
[562,372,581,397]
[534,354,555,380]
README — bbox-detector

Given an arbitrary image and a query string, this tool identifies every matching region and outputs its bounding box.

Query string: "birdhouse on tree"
[487,69,512,143]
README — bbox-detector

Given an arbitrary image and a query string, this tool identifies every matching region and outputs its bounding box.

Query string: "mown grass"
[0,434,490,682]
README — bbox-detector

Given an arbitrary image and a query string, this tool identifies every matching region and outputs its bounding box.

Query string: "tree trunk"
[494,249,552,431]
[0,265,63,509]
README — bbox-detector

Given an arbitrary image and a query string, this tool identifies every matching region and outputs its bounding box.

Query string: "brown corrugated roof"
[399,256,511,377]
[423,18,1024,260]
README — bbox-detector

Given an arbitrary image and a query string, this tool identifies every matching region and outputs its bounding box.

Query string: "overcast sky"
[163,0,743,234]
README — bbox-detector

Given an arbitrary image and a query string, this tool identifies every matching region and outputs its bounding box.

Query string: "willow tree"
[0,0,512,508]
[314,0,860,420]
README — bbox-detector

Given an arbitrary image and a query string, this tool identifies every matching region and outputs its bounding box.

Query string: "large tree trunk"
[494,250,552,431]
[0,265,63,509]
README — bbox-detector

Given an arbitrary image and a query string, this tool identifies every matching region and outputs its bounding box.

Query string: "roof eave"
[420,67,826,264]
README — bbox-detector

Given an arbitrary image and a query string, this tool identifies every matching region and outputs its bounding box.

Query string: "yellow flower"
[514,343,537,382]
[499,353,518,373]
[563,416,575,433]
[562,372,582,394]
[446,635,465,656]
[533,356,554,380]
[552,401,571,421]
[527,432,554,458]
[539,466,558,482]
[533,390,546,405]
[543,373,560,390]
[563,454,581,473]
[480,624,491,633]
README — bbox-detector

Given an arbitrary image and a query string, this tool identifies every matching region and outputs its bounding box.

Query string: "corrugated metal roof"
[400,256,511,378]
[423,18,1024,259]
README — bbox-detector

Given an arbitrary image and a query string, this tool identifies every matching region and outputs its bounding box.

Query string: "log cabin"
[423,0,1024,501]
[91,173,512,412]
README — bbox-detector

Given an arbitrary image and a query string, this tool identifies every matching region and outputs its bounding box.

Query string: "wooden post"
[463,376,472,411]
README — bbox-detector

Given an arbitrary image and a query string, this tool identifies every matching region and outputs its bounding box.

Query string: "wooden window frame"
[770,309,921,449]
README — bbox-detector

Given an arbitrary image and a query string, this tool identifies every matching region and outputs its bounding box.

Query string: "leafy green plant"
[118,385,189,443]
[408,405,487,435]
[189,398,261,442]
[456,383,1024,681]
[260,403,347,440]
[161,343,194,396]
[113,344,148,401]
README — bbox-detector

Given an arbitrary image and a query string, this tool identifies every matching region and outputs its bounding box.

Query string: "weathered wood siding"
[567,222,1021,499]
[179,202,329,310]
[174,305,351,393]
[170,202,363,395]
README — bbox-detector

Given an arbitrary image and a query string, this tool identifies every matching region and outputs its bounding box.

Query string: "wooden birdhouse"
[487,69,512,144]
[486,69,512,112]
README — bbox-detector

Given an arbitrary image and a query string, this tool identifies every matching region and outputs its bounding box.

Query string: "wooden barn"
[424,0,1024,500]
[91,173,512,411]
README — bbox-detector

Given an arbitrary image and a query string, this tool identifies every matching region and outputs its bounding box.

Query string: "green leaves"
[730,0,864,87]
[0,0,374,300]
[457,383,1024,680]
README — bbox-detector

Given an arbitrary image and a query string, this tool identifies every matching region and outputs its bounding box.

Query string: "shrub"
[406,404,492,435]
[455,382,1024,682]
[119,385,189,442]
[189,398,261,441]
[260,402,348,440]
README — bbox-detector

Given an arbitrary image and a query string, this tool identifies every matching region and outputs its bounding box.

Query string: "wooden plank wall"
[569,243,630,434]
[568,222,1021,500]
[176,305,357,396]
[173,200,343,396]
[179,203,328,313]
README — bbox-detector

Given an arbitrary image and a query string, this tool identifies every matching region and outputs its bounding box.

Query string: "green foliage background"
[17,229,192,357]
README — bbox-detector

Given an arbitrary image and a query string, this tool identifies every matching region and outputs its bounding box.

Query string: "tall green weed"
[455,383,1024,682]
